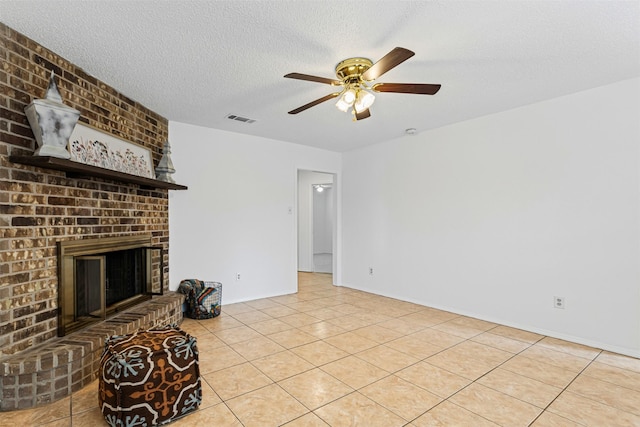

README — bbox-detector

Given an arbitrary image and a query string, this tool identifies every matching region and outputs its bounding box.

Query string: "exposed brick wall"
[0,22,172,358]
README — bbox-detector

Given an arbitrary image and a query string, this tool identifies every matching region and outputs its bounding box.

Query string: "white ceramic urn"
[24,71,80,159]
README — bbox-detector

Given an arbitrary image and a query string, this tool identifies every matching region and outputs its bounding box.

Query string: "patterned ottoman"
[99,325,201,426]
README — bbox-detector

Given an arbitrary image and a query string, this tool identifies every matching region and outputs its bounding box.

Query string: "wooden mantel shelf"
[9,155,188,190]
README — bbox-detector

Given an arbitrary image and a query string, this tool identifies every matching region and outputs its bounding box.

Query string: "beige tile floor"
[4,272,640,426]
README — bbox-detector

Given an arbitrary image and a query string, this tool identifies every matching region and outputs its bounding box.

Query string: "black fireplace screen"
[75,256,104,320]
[104,248,146,306]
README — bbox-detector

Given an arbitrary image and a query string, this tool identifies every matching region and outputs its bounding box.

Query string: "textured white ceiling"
[1,1,639,152]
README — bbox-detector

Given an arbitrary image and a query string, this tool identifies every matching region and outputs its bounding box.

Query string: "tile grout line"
[397,326,544,425]
[526,348,603,426]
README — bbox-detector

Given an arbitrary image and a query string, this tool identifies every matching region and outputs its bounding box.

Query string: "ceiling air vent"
[226,114,256,124]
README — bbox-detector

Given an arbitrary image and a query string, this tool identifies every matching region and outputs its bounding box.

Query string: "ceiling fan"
[284,47,441,121]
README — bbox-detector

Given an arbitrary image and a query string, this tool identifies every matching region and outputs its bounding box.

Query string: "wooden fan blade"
[284,73,341,86]
[288,92,340,114]
[355,109,371,120]
[361,47,415,81]
[372,83,441,95]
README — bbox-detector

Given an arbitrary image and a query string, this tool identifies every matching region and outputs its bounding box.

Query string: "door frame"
[296,169,339,285]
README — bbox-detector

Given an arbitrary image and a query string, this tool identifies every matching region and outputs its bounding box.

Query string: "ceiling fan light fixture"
[335,97,351,112]
[336,88,356,112]
[354,89,375,113]
[343,88,356,104]
[285,47,440,121]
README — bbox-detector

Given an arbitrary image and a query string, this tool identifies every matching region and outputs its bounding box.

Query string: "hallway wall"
[169,123,341,303]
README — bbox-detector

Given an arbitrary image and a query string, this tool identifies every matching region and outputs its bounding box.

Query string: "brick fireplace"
[57,234,161,336]
[0,23,185,410]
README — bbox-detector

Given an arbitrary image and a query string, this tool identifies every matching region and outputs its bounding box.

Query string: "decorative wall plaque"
[69,123,155,179]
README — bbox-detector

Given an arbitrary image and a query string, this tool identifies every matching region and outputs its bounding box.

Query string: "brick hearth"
[0,293,184,411]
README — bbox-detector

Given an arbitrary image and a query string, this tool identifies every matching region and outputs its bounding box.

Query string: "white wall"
[168,122,341,304]
[313,187,333,254]
[342,77,640,357]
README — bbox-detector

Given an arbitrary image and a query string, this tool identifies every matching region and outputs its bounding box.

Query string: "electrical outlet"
[369,267,374,276]
[236,273,241,281]
[554,296,565,309]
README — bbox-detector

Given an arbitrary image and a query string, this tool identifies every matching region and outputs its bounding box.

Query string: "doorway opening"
[297,170,336,283]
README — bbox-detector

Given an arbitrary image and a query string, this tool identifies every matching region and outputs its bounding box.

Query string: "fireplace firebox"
[57,235,164,336]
